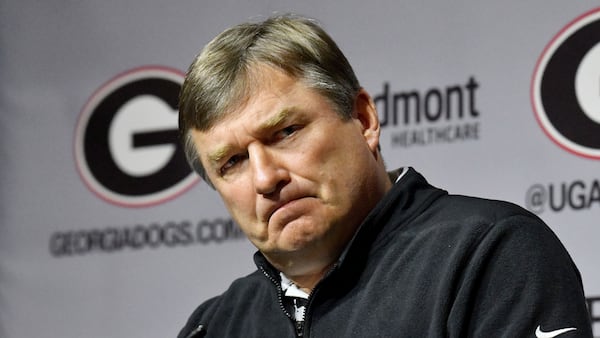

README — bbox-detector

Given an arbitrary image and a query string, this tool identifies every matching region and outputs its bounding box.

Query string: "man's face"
[191,66,389,274]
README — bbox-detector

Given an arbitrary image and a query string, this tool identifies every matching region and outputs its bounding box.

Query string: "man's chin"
[263,238,318,260]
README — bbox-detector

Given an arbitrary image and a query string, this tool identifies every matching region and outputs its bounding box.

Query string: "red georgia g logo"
[532,7,600,159]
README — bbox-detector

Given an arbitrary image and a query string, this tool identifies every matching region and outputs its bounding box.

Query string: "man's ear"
[353,88,381,153]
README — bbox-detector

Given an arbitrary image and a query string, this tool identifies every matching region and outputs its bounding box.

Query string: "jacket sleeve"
[448,213,593,337]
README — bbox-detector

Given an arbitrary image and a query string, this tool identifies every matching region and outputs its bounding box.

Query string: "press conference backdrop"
[1,1,598,337]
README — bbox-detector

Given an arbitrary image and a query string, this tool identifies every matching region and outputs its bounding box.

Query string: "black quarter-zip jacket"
[178,168,593,338]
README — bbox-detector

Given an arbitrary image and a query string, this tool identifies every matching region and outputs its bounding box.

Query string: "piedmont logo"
[375,76,481,148]
[74,66,198,207]
[532,7,600,159]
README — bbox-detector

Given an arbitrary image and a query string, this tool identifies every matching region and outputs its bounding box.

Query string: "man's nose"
[249,145,287,196]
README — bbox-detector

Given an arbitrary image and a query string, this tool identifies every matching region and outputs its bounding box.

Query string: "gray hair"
[179,14,361,186]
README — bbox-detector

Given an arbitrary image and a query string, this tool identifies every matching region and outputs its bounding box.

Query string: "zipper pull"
[296,321,304,337]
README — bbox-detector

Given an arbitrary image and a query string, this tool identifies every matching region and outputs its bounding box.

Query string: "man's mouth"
[263,195,315,225]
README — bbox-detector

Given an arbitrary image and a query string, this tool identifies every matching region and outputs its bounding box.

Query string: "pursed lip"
[259,191,313,224]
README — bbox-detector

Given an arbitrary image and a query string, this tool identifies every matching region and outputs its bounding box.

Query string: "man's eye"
[220,154,246,175]
[275,125,301,141]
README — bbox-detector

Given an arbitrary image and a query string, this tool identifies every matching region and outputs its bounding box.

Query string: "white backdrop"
[1,1,598,337]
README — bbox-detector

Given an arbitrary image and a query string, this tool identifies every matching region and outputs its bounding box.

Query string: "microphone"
[185,324,206,338]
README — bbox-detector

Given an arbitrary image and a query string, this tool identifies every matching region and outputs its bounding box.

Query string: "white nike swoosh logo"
[535,325,577,338]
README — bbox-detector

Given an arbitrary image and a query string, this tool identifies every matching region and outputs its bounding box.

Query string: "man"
[177,14,592,337]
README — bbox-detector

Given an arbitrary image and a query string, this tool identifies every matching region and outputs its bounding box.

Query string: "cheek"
[317,141,374,201]
[218,186,257,221]
[221,192,266,243]
[317,138,368,174]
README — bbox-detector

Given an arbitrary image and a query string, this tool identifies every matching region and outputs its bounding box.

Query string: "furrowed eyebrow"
[258,108,293,131]
[207,145,234,165]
